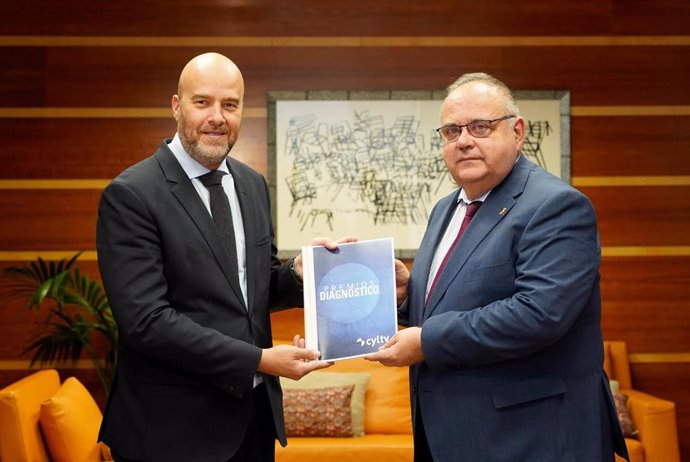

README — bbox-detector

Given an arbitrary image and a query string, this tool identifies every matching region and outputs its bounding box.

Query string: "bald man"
[96,52,340,462]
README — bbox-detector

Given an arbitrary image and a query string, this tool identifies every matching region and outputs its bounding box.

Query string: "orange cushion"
[39,377,103,462]
[603,341,612,377]
[325,357,411,435]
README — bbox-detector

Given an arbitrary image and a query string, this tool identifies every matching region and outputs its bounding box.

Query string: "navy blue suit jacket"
[401,156,629,461]
[96,141,302,461]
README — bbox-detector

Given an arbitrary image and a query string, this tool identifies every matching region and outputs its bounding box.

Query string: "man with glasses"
[366,73,629,461]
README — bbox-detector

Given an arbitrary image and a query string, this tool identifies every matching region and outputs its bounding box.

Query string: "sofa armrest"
[624,389,680,462]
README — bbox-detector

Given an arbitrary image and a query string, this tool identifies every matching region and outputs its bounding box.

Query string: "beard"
[184,134,233,166]
[177,114,235,168]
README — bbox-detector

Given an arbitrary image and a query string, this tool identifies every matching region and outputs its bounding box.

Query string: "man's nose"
[454,126,473,148]
[207,103,224,124]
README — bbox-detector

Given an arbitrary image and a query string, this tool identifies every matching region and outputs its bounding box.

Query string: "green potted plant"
[1,253,117,395]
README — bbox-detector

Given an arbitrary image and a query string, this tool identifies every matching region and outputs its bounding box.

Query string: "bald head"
[172,53,245,169]
[177,52,244,99]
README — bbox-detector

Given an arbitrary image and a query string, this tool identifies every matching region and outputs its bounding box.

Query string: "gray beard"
[181,136,232,167]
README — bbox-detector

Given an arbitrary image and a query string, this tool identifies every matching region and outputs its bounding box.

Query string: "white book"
[302,238,398,361]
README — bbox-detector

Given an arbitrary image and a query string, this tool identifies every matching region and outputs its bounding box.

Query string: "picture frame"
[267,90,570,258]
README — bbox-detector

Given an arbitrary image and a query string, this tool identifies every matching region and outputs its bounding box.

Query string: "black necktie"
[198,170,239,273]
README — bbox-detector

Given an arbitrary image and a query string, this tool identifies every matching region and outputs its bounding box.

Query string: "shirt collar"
[457,188,491,205]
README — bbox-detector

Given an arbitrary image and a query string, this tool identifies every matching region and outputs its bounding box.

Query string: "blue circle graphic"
[316,263,380,323]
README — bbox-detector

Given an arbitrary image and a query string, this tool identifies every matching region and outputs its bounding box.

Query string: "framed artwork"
[267,90,570,258]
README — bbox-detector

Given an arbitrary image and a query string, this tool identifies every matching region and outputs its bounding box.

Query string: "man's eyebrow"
[187,94,240,103]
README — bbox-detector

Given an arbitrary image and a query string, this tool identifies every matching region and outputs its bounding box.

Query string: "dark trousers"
[414,401,435,462]
[227,382,276,462]
[112,383,276,462]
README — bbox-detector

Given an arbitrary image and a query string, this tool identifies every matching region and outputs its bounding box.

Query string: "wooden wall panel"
[2,187,688,252]
[1,1,689,36]
[0,299,49,357]
[0,190,100,249]
[0,47,46,106]
[583,186,690,245]
[0,119,175,178]
[0,118,265,179]
[5,186,688,252]
[601,257,690,305]
[601,256,690,351]
[1,0,689,458]
[572,117,690,176]
[0,1,622,37]
[3,117,689,180]
[0,260,101,358]
[2,46,690,108]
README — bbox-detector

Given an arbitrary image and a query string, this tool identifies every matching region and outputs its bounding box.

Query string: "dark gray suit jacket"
[402,156,629,461]
[96,141,302,461]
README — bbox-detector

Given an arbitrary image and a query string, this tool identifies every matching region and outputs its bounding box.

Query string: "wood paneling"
[582,186,690,245]
[0,190,100,249]
[1,1,689,36]
[0,118,265,179]
[2,46,690,108]
[3,116,689,180]
[572,116,690,176]
[1,0,689,458]
[3,185,687,250]
[601,256,690,351]
[601,257,690,304]
[0,260,101,358]
[0,1,640,37]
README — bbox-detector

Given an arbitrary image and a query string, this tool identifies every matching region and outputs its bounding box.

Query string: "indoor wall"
[1,0,689,458]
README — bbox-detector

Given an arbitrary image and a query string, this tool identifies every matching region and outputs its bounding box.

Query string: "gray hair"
[446,72,520,118]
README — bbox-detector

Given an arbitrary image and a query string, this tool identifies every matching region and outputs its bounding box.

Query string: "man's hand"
[258,342,332,380]
[364,327,424,367]
[394,259,410,305]
[292,235,358,279]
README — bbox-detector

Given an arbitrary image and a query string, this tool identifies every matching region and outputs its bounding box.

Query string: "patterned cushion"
[281,371,370,436]
[613,392,639,439]
[284,384,355,437]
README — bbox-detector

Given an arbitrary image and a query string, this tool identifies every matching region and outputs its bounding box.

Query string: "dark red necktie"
[425,201,482,306]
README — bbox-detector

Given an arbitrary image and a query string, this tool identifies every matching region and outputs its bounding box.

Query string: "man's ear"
[171,94,180,121]
[513,116,526,151]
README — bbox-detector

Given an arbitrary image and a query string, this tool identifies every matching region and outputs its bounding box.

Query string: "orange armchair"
[0,369,111,462]
[605,341,680,462]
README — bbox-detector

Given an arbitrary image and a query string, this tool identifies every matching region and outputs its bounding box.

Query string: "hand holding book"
[302,238,400,361]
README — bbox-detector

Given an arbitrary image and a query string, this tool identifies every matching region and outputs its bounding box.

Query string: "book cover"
[302,238,398,361]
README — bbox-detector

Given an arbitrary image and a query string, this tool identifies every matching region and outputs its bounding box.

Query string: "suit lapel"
[226,157,256,313]
[423,156,532,320]
[409,191,459,326]
[154,143,247,310]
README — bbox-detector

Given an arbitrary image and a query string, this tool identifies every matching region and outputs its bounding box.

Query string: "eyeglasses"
[435,115,516,143]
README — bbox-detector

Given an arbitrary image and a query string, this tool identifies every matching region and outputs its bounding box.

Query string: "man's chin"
[198,139,233,156]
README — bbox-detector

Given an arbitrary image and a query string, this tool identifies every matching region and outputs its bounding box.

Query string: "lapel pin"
[499,207,507,216]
